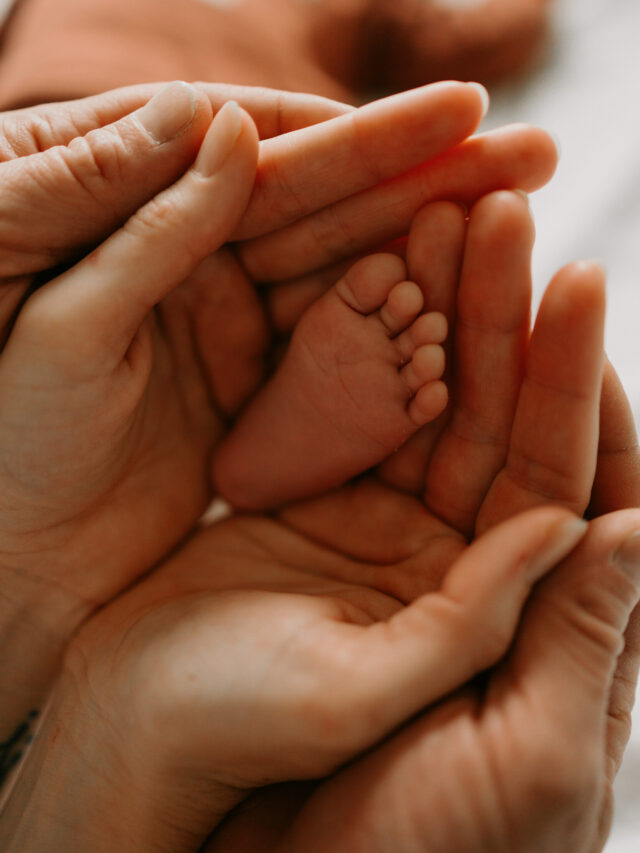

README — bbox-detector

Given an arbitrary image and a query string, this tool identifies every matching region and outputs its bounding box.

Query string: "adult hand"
[0,505,587,853]
[3,189,624,853]
[0,95,260,742]
[0,80,558,596]
[262,371,640,853]
[0,81,557,735]
[205,199,640,853]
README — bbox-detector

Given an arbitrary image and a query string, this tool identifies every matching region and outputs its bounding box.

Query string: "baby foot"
[212,253,447,509]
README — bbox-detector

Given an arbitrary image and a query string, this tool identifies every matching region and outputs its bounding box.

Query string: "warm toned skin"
[213,253,449,510]
[4,193,638,853]
[0,81,558,741]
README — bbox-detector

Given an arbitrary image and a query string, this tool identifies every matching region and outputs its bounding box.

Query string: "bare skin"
[4,80,525,737]
[213,253,448,509]
[0,83,554,619]
[1,192,627,853]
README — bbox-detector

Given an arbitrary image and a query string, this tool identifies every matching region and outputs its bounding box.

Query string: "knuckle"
[538,590,624,678]
[123,190,201,271]
[505,445,585,508]
[63,127,130,216]
[438,592,514,673]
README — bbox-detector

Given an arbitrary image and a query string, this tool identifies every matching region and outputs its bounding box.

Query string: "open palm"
[0,82,557,610]
[32,190,631,853]
[201,201,640,853]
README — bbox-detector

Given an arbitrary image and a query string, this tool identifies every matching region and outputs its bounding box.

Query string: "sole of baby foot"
[212,252,448,510]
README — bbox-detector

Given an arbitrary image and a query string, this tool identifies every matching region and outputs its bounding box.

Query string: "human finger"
[377,201,467,494]
[0,82,351,157]
[477,261,606,532]
[425,191,535,534]
[315,507,587,759]
[587,361,640,794]
[238,123,558,282]
[500,511,640,796]
[14,102,259,370]
[195,83,354,136]
[233,81,487,241]
[0,82,216,278]
[589,358,640,517]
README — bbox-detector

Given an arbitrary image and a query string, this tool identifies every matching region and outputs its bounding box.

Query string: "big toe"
[335,253,408,314]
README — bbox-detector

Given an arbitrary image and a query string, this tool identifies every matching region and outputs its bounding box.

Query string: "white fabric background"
[484,1,640,849]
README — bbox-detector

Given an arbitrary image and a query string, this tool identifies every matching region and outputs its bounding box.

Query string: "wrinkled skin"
[5,192,637,853]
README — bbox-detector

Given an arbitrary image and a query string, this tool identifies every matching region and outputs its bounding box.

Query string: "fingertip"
[411,200,468,235]
[546,260,607,317]
[469,189,534,235]
[134,81,200,144]
[525,514,589,583]
[613,529,640,585]
[495,124,560,191]
[465,190,536,268]
[193,100,259,177]
[465,82,490,119]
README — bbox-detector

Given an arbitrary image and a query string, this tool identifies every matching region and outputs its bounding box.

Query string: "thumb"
[317,506,590,758]
[0,81,214,278]
[506,510,640,747]
[17,100,259,366]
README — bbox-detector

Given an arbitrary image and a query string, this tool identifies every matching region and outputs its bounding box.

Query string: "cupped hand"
[251,510,640,853]
[4,186,627,853]
[1,498,588,853]
[0,82,558,618]
[0,81,558,741]
[259,363,640,853]
[0,98,259,600]
[204,195,640,853]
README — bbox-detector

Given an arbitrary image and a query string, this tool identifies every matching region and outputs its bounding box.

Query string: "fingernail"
[527,517,589,581]
[466,82,490,118]
[613,531,640,582]
[547,130,562,160]
[513,189,535,224]
[135,81,196,144]
[193,101,243,177]
[583,258,608,277]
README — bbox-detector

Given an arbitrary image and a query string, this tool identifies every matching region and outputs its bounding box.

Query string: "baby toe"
[335,253,407,314]
[401,344,446,392]
[409,381,448,426]
[395,311,448,362]
[378,280,424,335]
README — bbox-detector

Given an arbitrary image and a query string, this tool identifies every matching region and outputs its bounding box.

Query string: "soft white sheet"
[486,1,640,849]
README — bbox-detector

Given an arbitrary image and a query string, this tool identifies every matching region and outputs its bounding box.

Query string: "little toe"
[401,344,446,392]
[335,253,408,314]
[396,312,448,362]
[409,381,449,426]
[378,281,424,335]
